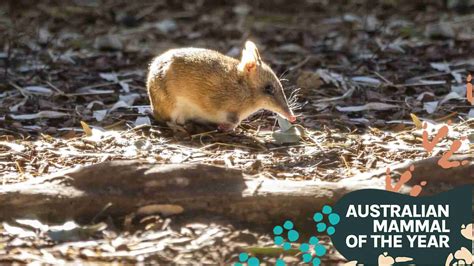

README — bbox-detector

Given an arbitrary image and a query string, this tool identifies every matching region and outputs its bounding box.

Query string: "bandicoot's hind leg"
[149,99,173,122]
[147,61,176,122]
[147,81,174,122]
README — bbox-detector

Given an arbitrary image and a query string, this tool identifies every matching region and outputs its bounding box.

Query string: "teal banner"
[331,185,472,265]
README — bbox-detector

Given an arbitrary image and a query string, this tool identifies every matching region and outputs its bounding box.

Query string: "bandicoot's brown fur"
[146,40,295,130]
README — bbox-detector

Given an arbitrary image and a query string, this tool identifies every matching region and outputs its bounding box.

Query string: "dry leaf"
[93,110,108,121]
[23,86,54,96]
[272,116,301,144]
[99,72,119,82]
[430,62,450,72]
[10,111,69,120]
[3,223,36,238]
[80,121,93,137]
[439,91,463,105]
[47,221,107,242]
[423,101,438,114]
[336,102,399,112]
[134,116,151,127]
[351,76,381,86]
[0,141,26,153]
[15,219,48,232]
[410,113,422,129]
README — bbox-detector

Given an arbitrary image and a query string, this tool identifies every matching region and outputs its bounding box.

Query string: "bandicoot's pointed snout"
[278,107,296,123]
[284,107,296,123]
[288,115,296,123]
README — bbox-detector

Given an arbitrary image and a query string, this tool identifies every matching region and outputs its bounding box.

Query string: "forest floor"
[0,0,473,264]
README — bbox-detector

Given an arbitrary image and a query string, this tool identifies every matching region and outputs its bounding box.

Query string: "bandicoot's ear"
[238,40,262,73]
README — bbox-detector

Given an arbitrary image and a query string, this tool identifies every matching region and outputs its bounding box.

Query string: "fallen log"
[0,155,472,226]
[343,154,474,187]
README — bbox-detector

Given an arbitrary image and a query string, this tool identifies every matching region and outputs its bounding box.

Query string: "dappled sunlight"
[0,0,473,264]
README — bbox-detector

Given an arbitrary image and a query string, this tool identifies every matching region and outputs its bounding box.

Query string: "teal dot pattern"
[273,225,283,235]
[247,257,259,266]
[233,205,341,265]
[312,204,340,236]
[274,236,284,245]
[327,226,335,235]
[300,243,309,252]
[312,257,321,266]
[316,222,326,232]
[309,236,319,245]
[239,253,249,262]
[234,252,260,266]
[298,236,327,265]
[288,230,299,242]
[283,220,293,230]
[273,220,300,249]
[302,253,312,263]
[298,205,339,264]
[313,212,323,222]
[322,205,332,214]
[275,259,285,266]
[272,219,302,265]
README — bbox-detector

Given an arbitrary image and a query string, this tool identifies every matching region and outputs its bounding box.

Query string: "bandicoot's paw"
[217,123,236,132]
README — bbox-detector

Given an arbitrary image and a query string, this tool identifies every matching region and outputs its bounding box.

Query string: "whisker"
[279,69,290,79]
[284,86,302,111]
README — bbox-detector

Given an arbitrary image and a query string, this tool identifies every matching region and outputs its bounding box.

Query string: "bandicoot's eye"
[264,84,274,95]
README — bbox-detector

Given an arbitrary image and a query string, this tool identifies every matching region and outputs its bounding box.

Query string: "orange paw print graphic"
[385,166,427,197]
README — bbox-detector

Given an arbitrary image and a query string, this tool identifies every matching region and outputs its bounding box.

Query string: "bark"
[0,155,472,226]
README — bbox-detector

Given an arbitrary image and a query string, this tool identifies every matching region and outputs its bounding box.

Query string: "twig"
[372,71,393,85]
[190,130,218,139]
[199,142,259,151]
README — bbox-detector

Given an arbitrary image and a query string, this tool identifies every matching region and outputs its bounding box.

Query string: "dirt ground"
[0,0,473,264]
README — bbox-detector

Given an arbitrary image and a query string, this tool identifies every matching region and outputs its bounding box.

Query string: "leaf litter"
[0,0,473,264]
